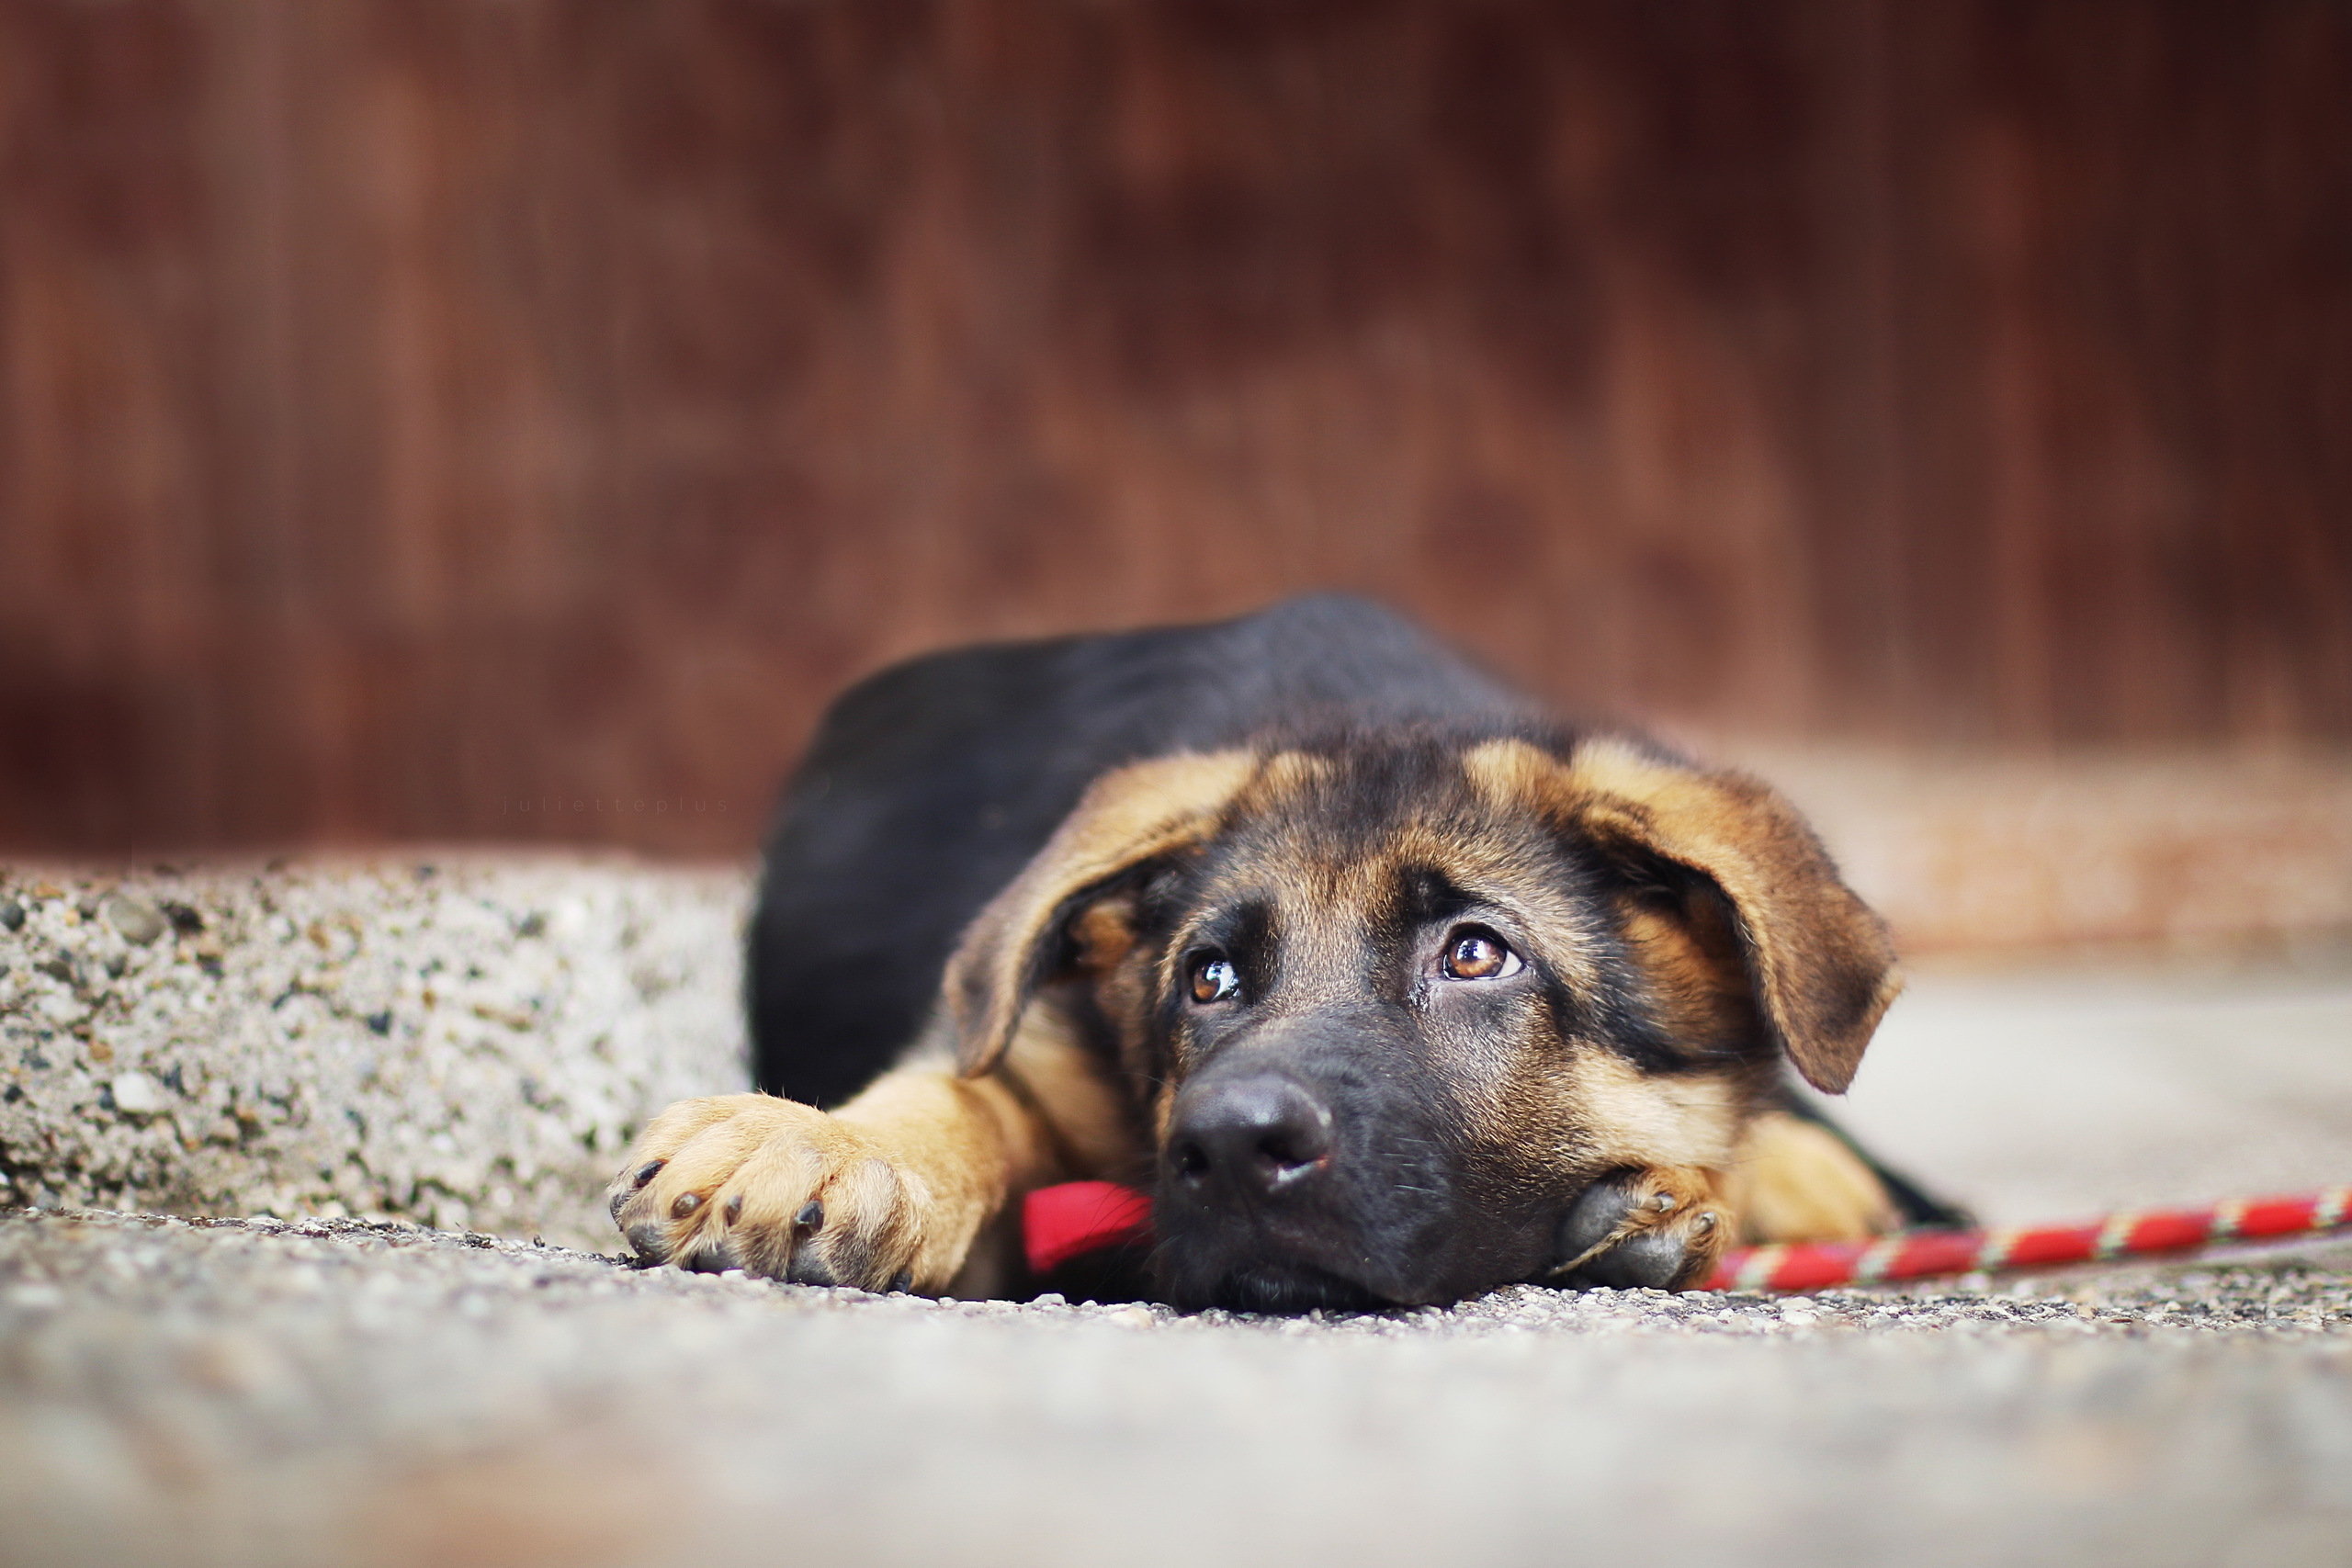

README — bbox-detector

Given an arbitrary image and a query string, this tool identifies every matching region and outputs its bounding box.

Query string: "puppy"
[611,595,1955,1312]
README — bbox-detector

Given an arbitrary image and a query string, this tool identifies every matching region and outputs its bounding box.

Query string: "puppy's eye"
[1189,954,1240,1005]
[1442,928,1521,981]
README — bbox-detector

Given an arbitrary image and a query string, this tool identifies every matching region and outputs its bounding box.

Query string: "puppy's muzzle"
[1165,1072,1335,1208]
[1152,1028,1464,1311]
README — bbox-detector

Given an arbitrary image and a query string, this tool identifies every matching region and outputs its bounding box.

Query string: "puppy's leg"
[1554,1167,1736,1291]
[1723,1110,1900,1245]
[608,1068,1055,1293]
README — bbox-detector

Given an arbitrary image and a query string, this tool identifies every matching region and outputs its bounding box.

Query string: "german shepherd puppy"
[611,596,1957,1312]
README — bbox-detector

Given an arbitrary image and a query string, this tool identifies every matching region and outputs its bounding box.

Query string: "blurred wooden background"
[4,0,2348,857]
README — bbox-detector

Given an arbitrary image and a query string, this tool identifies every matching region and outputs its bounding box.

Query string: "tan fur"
[607,1068,1046,1292]
[944,750,1259,1076]
[1724,1110,1901,1244]
[607,984,1169,1295]
[1560,1053,1746,1172]
[1612,889,1759,1054]
[1463,737,1902,1093]
[993,995,1149,1182]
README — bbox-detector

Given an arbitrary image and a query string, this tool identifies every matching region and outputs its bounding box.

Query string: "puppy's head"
[945,728,1897,1312]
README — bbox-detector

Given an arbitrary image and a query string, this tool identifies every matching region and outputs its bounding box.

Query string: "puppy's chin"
[1169,1258,1391,1315]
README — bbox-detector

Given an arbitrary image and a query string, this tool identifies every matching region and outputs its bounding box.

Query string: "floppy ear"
[1470,736,1900,1094]
[943,750,1258,1077]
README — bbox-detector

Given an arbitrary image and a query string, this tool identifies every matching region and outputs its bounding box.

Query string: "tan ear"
[1468,737,1901,1094]
[943,750,1258,1077]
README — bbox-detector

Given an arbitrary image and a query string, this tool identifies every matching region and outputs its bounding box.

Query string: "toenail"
[889,1271,912,1293]
[634,1160,665,1188]
[684,1239,737,1274]
[795,1200,823,1229]
[725,1193,743,1222]
[1651,1192,1677,1213]
[672,1192,702,1218]
[1693,1212,1717,1233]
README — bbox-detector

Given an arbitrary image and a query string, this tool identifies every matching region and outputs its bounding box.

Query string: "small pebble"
[109,1073,170,1115]
[103,895,166,946]
[0,899,23,931]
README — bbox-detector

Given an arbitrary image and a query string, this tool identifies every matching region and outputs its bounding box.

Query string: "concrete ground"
[4,1210,2350,1568]
[4,859,2350,1566]
[1822,935,2352,1223]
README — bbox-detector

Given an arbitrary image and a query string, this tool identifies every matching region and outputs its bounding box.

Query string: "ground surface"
[4,1210,2350,1568]
[1822,936,2352,1224]
[3,858,2350,1567]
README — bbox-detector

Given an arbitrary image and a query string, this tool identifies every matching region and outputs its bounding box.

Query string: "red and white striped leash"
[1710,1185,2352,1293]
[1021,1181,2352,1295]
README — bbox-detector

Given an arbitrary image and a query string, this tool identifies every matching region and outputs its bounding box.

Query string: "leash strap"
[1023,1180,1156,1276]
[1022,1182,2352,1294]
[1710,1185,2352,1292]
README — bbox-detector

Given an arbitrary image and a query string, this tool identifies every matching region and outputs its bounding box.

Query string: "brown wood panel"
[2,0,2346,855]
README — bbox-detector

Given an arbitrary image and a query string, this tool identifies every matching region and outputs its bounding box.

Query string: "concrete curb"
[0,859,750,1248]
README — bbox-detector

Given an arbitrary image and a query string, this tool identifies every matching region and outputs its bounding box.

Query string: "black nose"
[1167,1074,1334,1202]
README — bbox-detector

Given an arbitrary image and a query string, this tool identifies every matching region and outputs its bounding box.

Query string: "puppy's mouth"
[1202,1260,1388,1315]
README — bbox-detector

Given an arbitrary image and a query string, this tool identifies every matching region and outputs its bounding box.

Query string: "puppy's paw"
[1553,1167,1731,1291]
[607,1094,936,1292]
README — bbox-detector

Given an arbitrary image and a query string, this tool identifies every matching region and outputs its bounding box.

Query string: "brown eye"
[1442,929,1521,981]
[1190,954,1240,1004]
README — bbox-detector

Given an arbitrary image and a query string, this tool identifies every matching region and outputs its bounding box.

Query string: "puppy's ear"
[943,751,1256,1077]
[1469,737,1900,1094]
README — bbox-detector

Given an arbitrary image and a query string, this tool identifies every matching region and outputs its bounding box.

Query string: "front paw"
[1553,1168,1730,1291]
[607,1094,933,1292]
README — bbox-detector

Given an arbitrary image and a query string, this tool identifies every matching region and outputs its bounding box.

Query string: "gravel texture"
[0,863,749,1248]
[4,1209,2350,1568]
